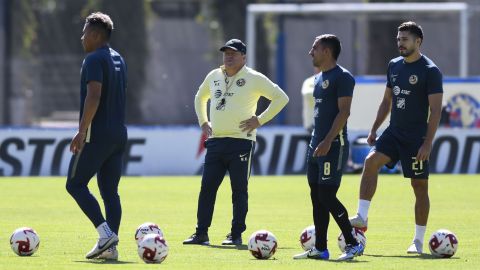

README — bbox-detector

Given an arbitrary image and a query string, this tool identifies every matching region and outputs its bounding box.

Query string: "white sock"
[357,199,371,220]
[414,225,426,243]
[96,222,114,238]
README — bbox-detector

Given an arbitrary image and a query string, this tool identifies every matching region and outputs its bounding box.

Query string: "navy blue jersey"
[80,45,127,143]
[311,65,354,147]
[386,55,443,139]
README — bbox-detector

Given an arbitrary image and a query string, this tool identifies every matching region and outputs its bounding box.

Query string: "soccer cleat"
[96,245,118,260]
[407,239,423,254]
[293,247,329,260]
[85,233,119,259]
[349,213,368,232]
[221,233,242,245]
[338,243,364,261]
[182,233,210,245]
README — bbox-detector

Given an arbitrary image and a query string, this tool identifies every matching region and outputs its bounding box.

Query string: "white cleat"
[407,239,423,254]
[96,246,118,260]
[293,247,329,260]
[85,233,119,259]
[338,243,364,261]
[349,213,368,231]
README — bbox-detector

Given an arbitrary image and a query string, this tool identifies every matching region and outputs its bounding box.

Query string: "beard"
[399,47,414,57]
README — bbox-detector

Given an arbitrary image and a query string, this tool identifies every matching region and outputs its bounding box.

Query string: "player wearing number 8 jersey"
[349,21,444,254]
[293,34,363,261]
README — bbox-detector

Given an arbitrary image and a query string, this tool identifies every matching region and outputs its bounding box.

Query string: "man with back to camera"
[349,21,443,254]
[66,12,127,260]
[183,39,289,246]
[293,34,364,261]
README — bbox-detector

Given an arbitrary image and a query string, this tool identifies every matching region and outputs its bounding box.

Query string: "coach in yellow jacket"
[183,39,289,246]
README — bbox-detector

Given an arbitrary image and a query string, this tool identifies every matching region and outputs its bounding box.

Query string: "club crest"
[236,78,246,87]
[409,75,418,85]
[322,80,329,89]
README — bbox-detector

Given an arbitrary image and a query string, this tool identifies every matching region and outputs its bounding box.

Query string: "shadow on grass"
[208,244,248,250]
[365,253,460,260]
[248,257,368,263]
[74,260,137,264]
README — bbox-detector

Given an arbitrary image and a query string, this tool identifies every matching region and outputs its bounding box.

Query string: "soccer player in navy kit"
[66,12,127,260]
[350,22,443,254]
[293,34,364,261]
[183,39,289,246]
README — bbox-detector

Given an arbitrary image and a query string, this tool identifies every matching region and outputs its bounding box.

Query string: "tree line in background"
[6,0,272,124]
[5,0,436,124]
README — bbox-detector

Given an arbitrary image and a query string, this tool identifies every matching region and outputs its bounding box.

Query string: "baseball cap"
[219,39,247,54]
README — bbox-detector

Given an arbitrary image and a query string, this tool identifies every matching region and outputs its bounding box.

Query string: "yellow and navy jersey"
[194,65,289,141]
[386,55,443,139]
[311,65,354,147]
[80,45,127,143]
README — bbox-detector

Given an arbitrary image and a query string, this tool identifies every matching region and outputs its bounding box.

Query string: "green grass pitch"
[0,174,478,270]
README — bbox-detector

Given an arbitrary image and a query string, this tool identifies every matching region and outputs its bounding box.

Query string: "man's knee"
[65,180,78,196]
[411,180,428,194]
[100,190,120,202]
[364,152,387,172]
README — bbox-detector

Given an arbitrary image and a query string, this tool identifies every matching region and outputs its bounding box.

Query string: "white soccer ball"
[429,229,458,258]
[10,227,40,256]
[299,225,316,251]
[137,234,169,263]
[338,227,366,252]
[135,222,163,245]
[248,230,278,259]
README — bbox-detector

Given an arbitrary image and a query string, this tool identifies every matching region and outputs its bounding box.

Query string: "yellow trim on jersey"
[70,148,83,179]
[194,65,289,141]
[427,105,431,123]
[337,144,344,171]
[338,129,345,146]
[86,124,91,143]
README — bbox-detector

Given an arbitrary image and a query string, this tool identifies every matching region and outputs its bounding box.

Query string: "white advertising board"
[0,126,478,176]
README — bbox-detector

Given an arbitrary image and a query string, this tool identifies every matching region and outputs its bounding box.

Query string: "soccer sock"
[357,199,371,220]
[310,183,329,251]
[96,222,114,238]
[414,224,427,243]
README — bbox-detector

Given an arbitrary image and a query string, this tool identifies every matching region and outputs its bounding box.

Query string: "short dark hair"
[317,34,341,60]
[85,12,114,40]
[398,21,423,40]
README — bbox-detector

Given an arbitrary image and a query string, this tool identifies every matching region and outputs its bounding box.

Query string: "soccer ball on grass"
[10,227,40,256]
[137,234,168,263]
[248,230,278,259]
[135,222,163,245]
[337,227,366,252]
[429,229,458,258]
[299,225,315,251]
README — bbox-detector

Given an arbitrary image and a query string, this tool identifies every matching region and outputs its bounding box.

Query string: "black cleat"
[221,233,242,245]
[183,233,210,245]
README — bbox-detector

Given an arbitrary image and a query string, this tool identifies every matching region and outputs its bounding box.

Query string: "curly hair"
[85,12,114,40]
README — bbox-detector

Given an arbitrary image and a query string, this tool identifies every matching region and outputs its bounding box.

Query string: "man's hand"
[70,131,86,154]
[416,141,432,161]
[201,122,212,137]
[367,130,377,146]
[239,116,261,133]
[313,140,331,157]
